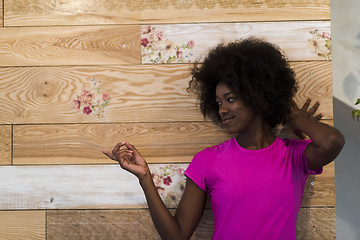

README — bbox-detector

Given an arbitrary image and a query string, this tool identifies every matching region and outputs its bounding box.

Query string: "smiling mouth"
[222,116,235,124]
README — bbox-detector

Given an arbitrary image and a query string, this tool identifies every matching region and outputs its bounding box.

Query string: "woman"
[102,38,344,239]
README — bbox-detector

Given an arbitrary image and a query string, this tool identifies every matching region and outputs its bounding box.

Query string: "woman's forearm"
[291,115,345,168]
[293,116,343,148]
[139,172,183,240]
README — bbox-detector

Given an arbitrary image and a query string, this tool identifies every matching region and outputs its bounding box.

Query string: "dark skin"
[102,84,344,239]
[290,98,345,170]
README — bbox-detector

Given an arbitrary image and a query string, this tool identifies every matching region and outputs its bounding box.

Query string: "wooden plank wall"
[0,0,334,239]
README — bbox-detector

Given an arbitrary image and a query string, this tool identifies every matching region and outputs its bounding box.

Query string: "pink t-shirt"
[184,137,322,240]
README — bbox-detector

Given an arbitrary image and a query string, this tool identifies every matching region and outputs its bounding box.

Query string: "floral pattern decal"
[308,29,332,60]
[150,164,187,207]
[73,78,111,118]
[141,25,195,64]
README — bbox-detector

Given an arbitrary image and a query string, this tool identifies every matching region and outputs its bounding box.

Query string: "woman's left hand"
[289,98,323,139]
[102,142,150,180]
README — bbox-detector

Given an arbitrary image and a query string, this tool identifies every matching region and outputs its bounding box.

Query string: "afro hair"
[188,37,298,128]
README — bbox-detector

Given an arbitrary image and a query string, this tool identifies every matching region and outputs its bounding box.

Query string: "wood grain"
[304,162,335,207]
[0,210,45,240]
[0,0,336,238]
[13,122,229,165]
[296,207,336,240]
[0,1,3,27]
[0,163,334,210]
[0,62,332,124]
[0,25,140,67]
[4,0,330,27]
[46,207,334,239]
[0,125,12,165]
[141,21,331,63]
[47,209,159,240]
[13,120,333,165]
[47,209,210,240]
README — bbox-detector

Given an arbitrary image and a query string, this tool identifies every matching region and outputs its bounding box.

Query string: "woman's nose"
[219,103,229,115]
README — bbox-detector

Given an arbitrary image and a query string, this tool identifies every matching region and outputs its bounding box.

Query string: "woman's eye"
[227,97,235,103]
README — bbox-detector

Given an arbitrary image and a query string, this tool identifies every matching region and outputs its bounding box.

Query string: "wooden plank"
[141,21,331,64]
[13,122,229,165]
[4,0,330,27]
[0,62,333,124]
[0,65,198,124]
[13,120,333,165]
[303,162,335,207]
[0,210,45,240]
[46,207,334,239]
[0,25,140,67]
[46,209,159,240]
[0,125,12,165]
[296,207,336,240]
[0,0,3,27]
[292,61,333,111]
[47,209,211,240]
[0,163,334,210]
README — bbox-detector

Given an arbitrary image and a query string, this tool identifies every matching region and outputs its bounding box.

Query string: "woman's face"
[215,82,257,134]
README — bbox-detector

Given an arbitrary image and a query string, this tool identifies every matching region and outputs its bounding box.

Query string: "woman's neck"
[235,119,276,150]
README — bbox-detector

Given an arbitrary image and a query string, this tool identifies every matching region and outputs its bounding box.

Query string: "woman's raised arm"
[289,99,345,170]
[102,142,207,240]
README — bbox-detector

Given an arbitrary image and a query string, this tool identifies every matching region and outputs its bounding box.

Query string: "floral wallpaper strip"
[73,78,111,118]
[141,25,195,64]
[141,22,331,64]
[149,164,188,208]
[308,29,332,60]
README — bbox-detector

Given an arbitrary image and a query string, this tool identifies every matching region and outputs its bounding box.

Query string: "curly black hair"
[188,37,298,128]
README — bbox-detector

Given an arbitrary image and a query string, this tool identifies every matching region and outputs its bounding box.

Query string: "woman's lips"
[222,116,235,124]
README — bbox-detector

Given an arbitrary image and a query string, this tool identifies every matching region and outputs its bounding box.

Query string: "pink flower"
[177,168,185,176]
[156,187,165,196]
[163,176,172,186]
[322,32,331,40]
[102,93,110,101]
[83,106,92,115]
[152,174,162,186]
[150,29,164,42]
[141,25,152,34]
[176,51,183,59]
[309,38,319,48]
[80,90,92,105]
[187,40,194,48]
[141,38,150,47]
[73,99,81,111]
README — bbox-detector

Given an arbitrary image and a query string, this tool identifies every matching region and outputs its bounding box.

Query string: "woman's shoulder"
[280,137,311,147]
[197,138,235,156]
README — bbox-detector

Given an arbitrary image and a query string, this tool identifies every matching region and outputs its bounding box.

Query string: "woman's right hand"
[102,142,150,180]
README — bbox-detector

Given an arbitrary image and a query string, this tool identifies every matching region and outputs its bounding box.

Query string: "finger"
[118,151,134,167]
[309,101,320,114]
[112,142,126,156]
[291,99,299,109]
[301,98,312,111]
[314,113,323,121]
[119,149,134,158]
[101,149,115,160]
[124,142,140,155]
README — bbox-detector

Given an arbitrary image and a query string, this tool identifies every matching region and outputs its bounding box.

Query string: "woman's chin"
[225,128,237,135]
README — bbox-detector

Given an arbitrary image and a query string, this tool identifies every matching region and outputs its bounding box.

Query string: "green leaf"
[354,109,360,116]
[352,109,360,120]
[355,98,360,105]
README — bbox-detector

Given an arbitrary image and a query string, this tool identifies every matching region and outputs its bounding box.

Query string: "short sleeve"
[290,139,323,176]
[184,150,208,192]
